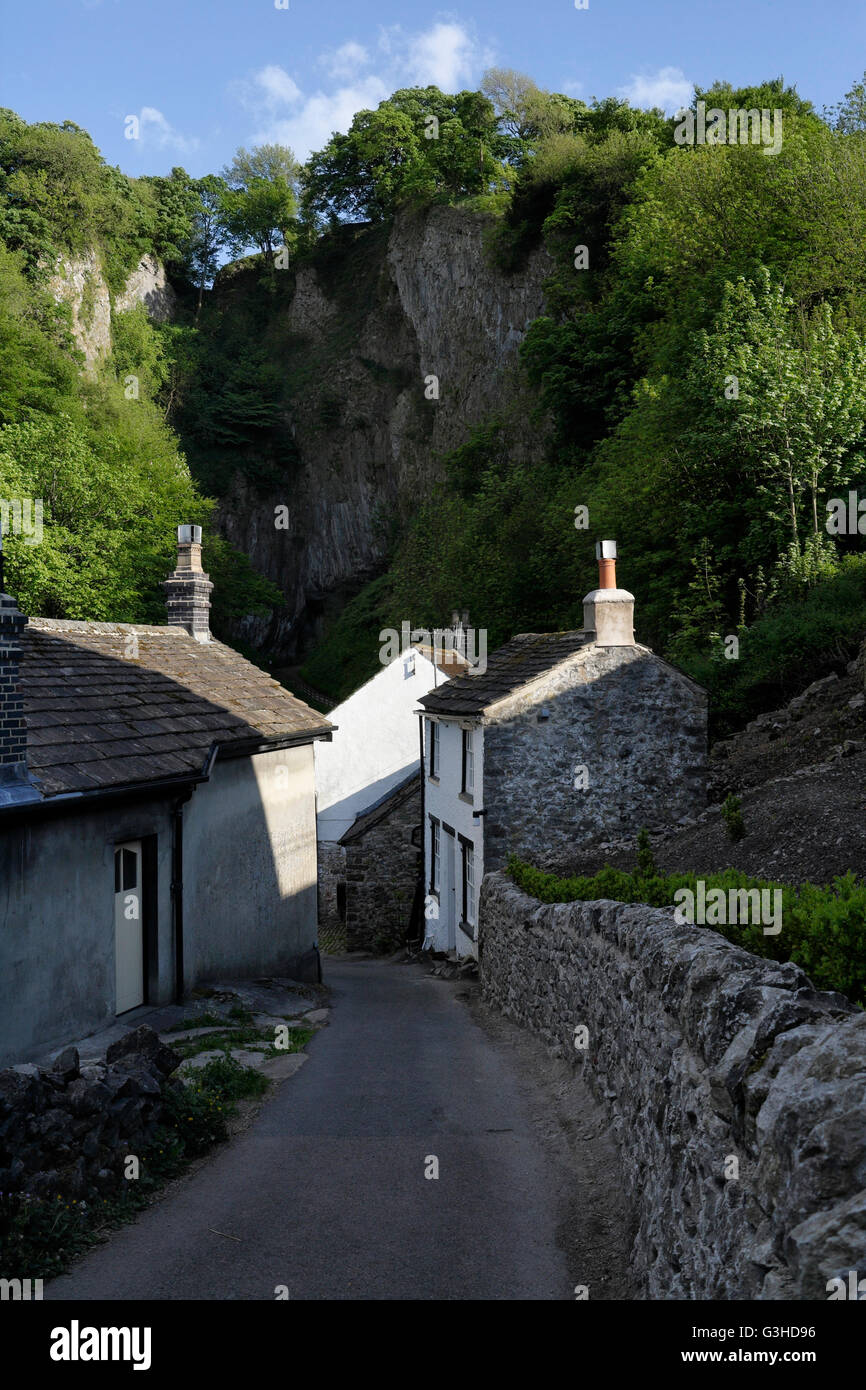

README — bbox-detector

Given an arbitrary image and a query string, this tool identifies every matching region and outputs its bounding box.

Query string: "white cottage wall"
[422,716,484,958]
[315,650,443,841]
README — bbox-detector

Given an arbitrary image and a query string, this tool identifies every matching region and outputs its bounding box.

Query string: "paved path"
[47,961,575,1301]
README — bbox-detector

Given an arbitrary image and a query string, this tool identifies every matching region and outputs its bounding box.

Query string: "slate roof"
[21,619,332,799]
[417,631,595,716]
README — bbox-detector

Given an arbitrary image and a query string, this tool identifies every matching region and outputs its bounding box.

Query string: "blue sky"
[3,0,864,177]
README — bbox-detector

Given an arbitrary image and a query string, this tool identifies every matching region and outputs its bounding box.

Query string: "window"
[430,817,441,893]
[460,838,476,928]
[428,719,440,778]
[466,845,476,926]
[461,729,474,794]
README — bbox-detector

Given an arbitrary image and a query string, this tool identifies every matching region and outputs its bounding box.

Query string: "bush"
[721,794,745,842]
[507,854,866,1004]
[158,1078,230,1158]
[677,555,866,734]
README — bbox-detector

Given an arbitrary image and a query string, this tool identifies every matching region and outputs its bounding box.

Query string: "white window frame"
[428,719,440,779]
[431,819,441,893]
[463,729,475,793]
[465,844,476,926]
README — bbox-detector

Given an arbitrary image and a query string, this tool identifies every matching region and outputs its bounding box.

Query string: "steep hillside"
[196,206,552,659]
[46,250,177,373]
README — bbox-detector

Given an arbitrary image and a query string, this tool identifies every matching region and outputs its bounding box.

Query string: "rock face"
[114,253,178,322]
[47,251,176,375]
[0,1027,181,1202]
[479,872,866,1299]
[218,206,554,660]
[47,248,112,374]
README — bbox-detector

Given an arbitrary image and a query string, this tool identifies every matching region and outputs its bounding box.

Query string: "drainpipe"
[171,790,192,1004]
[415,711,427,947]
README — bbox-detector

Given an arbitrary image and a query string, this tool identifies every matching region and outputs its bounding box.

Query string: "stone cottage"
[418,542,708,959]
[0,526,333,1066]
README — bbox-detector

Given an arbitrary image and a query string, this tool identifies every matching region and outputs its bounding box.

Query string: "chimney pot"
[164,524,212,642]
[584,539,635,645]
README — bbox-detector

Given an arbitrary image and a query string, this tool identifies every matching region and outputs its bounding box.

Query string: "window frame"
[428,718,440,779]
[461,728,475,794]
[429,816,441,893]
[458,834,477,930]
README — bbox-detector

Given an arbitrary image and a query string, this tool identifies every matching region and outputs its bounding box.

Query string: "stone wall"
[483,646,708,873]
[317,841,347,953]
[343,780,421,952]
[0,1027,180,1202]
[479,871,866,1299]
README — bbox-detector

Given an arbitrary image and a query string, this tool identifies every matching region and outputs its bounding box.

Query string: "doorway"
[442,826,457,951]
[114,840,144,1014]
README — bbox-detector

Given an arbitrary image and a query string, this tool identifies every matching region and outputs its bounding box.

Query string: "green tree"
[302,87,504,223]
[189,174,232,312]
[219,145,300,261]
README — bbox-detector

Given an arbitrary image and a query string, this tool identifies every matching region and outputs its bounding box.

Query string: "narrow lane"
[47,961,574,1301]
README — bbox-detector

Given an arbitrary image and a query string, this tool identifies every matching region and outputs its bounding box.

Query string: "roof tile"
[21,620,332,799]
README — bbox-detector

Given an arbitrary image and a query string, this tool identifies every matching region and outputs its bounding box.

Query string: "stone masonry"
[342,776,421,953]
[483,645,708,872]
[479,871,866,1299]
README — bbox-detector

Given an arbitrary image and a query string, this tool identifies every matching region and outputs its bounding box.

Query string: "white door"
[442,829,457,951]
[114,840,144,1014]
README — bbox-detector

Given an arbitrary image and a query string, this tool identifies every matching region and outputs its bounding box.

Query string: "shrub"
[721,794,746,842]
[506,854,866,1004]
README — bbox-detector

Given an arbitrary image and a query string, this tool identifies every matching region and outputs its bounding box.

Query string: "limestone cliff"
[216,205,553,659]
[46,251,177,374]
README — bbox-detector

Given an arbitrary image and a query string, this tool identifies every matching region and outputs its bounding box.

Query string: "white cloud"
[405,21,477,90]
[250,77,390,161]
[618,66,693,115]
[136,107,199,154]
[232,19,488,162]
[319,41,369,82]
[230,64,303,114]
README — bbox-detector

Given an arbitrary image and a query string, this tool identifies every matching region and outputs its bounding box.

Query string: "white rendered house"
[315,643,466,842]
[419,712,483,960]
[418,543,708,961]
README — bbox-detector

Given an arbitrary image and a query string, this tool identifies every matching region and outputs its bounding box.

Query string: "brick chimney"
[163,525,213,643]
[583,540,635,646]
[0,523,39,805]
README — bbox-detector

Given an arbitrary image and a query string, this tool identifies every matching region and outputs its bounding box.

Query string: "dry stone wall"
[0,1027,181,1202]
[479,871,866,1299]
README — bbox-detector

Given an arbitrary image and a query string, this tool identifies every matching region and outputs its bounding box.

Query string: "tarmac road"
[46,959,581,1301]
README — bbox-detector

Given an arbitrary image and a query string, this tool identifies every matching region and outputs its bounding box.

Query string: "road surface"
[47,960,625,1301]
